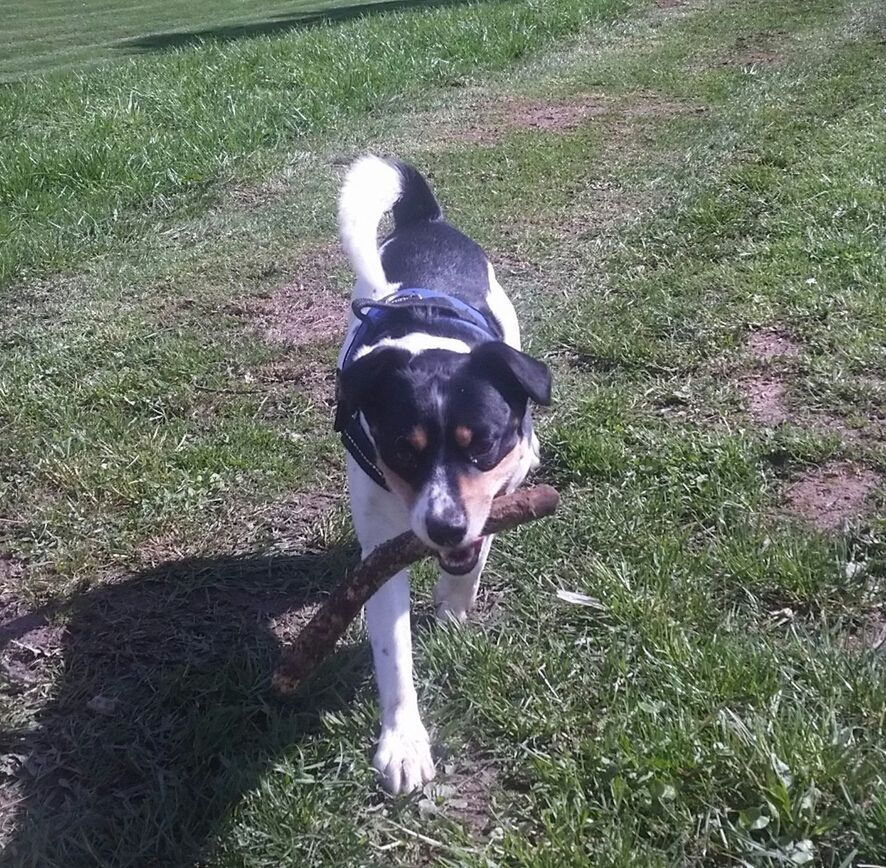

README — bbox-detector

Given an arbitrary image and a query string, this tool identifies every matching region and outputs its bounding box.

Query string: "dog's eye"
[468,437,497,469]
[392,437,417,468]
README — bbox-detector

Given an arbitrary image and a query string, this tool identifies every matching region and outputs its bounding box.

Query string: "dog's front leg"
[348,458,435,794]
[364,568,434,793]
[434,536,493,622]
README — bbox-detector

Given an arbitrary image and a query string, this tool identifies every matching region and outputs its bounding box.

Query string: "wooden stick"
[272,484,560,694]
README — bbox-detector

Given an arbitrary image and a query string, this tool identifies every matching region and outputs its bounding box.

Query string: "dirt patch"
[263,490,344,552]
[841,608,886,654]
[236,244,347,350]
[808,412,879,445]
[426,92,702,147]
[854,376,886,422]
[225,176,291,213]
[846,609,886,654]
[505,95,610,132]
[722,49,783,68]
[267,603,323,644]
[249,284,345,349]
[857,612,886,652]
[0,559,65,689]
[739,372,790,425]
[784,462,881,531]
[739,381,886,443]
[1,619,66,689]
[471,585,507,629]
[747,327,801,361]
[491,250,538,279]
[717,32,787,70]
[137,489,344,572]
[136,533,191,569]
[439,762,499,836]
[736,327,886,442]
[2,622,65,658]
[0,556,51,654]
[0,553,26,585]
[516,93,700,130]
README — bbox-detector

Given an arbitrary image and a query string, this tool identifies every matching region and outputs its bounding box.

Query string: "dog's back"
[337,155,493,313]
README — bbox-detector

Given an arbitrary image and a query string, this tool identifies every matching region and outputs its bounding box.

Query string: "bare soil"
[225,175,292,212]
[784,462,881,531]
[442,761,499,836]
[718,32,787,69]
[427,92,702,147]
[747,326,801,361]
[505,95,610,132]
[0,552,26,585]
[0,557,65,692]
[856,611,886,652]
[239,244,347,350]
[260,358,337,411]
[250,283,345,348]
[737,326,885,442]
[740,372,790,425]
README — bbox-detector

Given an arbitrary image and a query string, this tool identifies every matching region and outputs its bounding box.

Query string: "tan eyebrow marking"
[408,425,428,452]
[454,425,473,448]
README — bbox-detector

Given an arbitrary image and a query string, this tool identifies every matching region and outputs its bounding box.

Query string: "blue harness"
[336,288,502,489]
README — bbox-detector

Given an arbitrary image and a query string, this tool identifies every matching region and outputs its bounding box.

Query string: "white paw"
[372,719,435,794]
[435,600,470,623]
[434,576,477,623]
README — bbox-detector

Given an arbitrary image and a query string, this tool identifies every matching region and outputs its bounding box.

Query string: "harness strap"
[341,415,390,491]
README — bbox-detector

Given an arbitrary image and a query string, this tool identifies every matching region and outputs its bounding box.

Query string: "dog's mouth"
[436,538,484,575]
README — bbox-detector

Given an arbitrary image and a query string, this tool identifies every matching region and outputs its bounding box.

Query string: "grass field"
[0,0,625,288]
[0,0,415,80]
[1,0,885,865]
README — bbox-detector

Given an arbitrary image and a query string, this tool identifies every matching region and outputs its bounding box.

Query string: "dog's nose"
[425,512,467,548]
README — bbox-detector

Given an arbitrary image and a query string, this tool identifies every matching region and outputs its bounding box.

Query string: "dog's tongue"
[438,539,484,575]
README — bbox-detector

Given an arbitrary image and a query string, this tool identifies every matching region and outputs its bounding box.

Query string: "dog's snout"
[425,511,468,548]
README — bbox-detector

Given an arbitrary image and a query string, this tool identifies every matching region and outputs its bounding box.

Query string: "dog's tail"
[338,155,442,299]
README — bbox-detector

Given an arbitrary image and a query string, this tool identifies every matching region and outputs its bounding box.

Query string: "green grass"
[1,0,885,865]
[0,0,626,289]
[0,0,500,81]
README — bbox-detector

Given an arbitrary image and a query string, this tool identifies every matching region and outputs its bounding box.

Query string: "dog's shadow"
[1,533,371,867]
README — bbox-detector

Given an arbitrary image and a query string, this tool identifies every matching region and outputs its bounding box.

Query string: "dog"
[335,155,552,794]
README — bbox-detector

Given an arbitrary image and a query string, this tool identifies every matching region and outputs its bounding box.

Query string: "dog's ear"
[335,347,410,431]
[470,341,552,406]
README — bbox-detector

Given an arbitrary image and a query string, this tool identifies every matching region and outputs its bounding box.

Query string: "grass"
[0,0,626,288]
[0,0,413,80]
[1,0,885,865]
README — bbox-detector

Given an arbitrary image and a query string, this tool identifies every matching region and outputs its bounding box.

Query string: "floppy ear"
[335,347,409,431]
[470,341,552,406]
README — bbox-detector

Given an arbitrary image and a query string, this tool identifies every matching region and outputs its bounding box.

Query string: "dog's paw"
[434,575,476,623]
[373,719,435,794]
[435,599,470,623]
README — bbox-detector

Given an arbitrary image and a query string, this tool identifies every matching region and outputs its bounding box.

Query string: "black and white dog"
[335,155,552,794]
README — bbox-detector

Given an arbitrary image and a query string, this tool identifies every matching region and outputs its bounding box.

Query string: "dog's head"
[338,342,551,574]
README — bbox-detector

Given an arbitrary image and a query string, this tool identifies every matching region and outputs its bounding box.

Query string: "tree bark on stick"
[273,484,560,695]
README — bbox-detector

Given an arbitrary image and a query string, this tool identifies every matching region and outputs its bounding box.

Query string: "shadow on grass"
[1,535,372,867]
[115,0,481,53]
